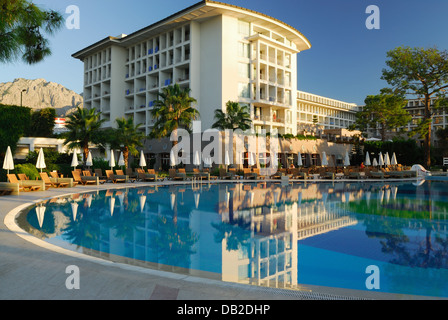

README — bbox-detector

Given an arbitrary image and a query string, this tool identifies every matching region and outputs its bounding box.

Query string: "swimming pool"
[16,180,448,298]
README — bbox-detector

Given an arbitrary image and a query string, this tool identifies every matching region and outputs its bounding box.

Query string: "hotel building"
[72,0,357,138]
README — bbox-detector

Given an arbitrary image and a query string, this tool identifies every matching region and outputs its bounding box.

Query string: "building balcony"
[254,96,289,109]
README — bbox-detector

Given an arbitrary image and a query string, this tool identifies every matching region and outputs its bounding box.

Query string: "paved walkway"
[0,181,436,300]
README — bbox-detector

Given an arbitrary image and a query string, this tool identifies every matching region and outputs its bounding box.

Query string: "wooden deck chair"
[94,169,106,180]
[17,173,29,181]
[105,170,126,183]
[116,169,134,182]
[169,168,184,181]
[219,168,230,180]
[7,174,41,192]
[39,172,69,188]
[147,169,163,181]
[82,170,105,184]
[243,168,256,179]
[72,171,97,185]
[126,168,138,179]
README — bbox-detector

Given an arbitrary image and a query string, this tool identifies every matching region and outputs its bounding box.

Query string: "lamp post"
[20,89,26,106]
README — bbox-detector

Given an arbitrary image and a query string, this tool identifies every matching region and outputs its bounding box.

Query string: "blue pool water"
[18,180,448,298]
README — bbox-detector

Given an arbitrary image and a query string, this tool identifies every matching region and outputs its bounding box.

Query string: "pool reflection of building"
[217,182,358,289]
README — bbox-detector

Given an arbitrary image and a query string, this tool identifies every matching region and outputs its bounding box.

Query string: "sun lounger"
[270,171,282,179]
[105,170,127,183]
[252,168,265,180]
[349,171,365,179]
[116,169,135,182]
[243,168,257,180]
[49,171,60,179]
[72,171,99,185]
[290,169,307,180]
[169,168,186,181]
[168,168,181,180]
[177,168,188,180]
[82,170,105,184]
[148,169,164,181]
[196,168,210,180]
[17,173,29,181]
[39,172,69,188]
[369,171,389,179]
[219,168,232,180]
[94,169,107,180]
[126,168,138,180]
[0,183,16,195]
[7,174,42,192]
[388,170,417,178]
[136,168,151,181]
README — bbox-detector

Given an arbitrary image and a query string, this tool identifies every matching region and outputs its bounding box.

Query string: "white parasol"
[3,146,14,174]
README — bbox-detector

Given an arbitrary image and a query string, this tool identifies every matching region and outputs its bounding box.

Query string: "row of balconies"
[127,27,190,62]
[84,49,112,71]
[84,67,111,85]
[125,55,190,79]
[124,76,189,96]
[253,115,285,124]
[257,53,291,69]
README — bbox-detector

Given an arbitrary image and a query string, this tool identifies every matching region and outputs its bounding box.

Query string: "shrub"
[92,157,110,172]
[15,163,40,180]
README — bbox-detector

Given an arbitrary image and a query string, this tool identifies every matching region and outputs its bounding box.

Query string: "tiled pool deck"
[0,179,443,300]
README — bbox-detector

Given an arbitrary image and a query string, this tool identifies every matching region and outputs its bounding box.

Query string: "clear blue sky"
[1,0,448,105]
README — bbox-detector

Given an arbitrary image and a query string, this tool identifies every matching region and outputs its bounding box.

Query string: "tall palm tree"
[149,84,199,146]
[63,107,105,164]
[111,117,145,168]
[212,101,252,131]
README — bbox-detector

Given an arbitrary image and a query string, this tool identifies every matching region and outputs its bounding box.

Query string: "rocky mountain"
[0,78,83,116]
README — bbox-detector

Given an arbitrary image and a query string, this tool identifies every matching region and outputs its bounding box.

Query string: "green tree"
[0,0,64,64]
[63,107,105,164]
[436,127,448,157]
[211,101,252,131]
[350,93,411,141]
[382,46,448,168]
[28,107,55,137]
[108,117,145,168]
[149,84,199,146]
[0,104,31,156]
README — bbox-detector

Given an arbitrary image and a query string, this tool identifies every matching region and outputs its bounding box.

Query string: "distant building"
[53,117,68,134]
[296,91,358,135]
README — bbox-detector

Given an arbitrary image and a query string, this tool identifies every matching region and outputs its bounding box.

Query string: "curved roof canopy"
[73,0,311,60]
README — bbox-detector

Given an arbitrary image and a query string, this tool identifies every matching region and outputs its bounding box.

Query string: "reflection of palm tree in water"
[151,191,198,270]
[212,193,251,251]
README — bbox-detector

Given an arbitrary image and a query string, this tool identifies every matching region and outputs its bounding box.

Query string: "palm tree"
[212,101,252,131]
[149,84,199,146]
[63,107,105,164]
[111,117,145,168]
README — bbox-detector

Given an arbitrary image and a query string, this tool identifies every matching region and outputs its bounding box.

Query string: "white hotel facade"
[73,0,357,139]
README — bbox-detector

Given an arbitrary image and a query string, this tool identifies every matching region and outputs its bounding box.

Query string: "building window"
[238,42,250,58]
[238,82,250,98]
[286,110,292,124]
[238,62,250,78]
[238,20,250,36]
